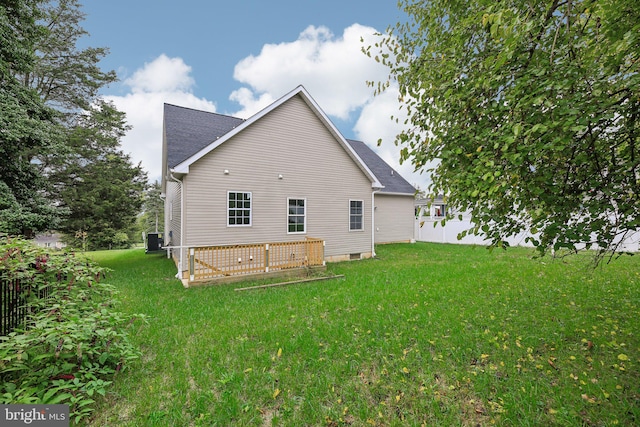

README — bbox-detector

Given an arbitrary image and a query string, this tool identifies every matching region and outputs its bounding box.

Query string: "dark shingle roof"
[164,103,244,168]
[346,139,416,195]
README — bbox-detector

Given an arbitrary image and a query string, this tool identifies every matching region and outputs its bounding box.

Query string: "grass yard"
[85,243,639,426]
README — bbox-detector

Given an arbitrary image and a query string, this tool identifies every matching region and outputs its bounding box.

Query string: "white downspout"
[169,171,184,278]
[371,188,382,257]
[159,192,168,259]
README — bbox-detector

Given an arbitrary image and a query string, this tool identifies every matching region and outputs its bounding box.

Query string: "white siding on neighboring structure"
[374,194,415,243]
[182,94,373,258]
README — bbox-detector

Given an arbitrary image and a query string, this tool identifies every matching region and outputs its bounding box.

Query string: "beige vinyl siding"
[165,179,182,263]
[182,94,372,258]
[374,194,415,243]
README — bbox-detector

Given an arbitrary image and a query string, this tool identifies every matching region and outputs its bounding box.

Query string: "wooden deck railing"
[188,237,325,282]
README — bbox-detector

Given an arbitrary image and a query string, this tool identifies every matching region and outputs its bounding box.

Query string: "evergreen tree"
[139,181,164,235]
[2,0,148,243]
[0,0,64,236]
[49,101,147,250]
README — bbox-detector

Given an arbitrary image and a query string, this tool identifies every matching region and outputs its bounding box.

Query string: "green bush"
[0,237,146,424]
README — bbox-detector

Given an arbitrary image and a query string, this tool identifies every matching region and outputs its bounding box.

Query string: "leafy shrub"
[0,237,146,424]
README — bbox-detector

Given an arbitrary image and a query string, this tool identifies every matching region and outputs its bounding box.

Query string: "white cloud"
[228,88,275,119]
[105,55,216,183]
[354,86,430,191]
[125,54,195,93]
[229,23,430,190]
[230,24,389,120]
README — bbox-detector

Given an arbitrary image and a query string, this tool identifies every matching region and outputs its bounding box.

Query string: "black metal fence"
[0,276,26,336]
[0,276,52,336]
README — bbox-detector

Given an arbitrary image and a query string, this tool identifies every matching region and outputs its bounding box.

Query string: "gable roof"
[165,86,381,188]
[163,85,413,194]
[346,139,416,195]
[164,104,244,169]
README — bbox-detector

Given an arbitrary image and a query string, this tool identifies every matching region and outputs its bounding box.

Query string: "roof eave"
[378,191,416,196]
[168,168,187,180]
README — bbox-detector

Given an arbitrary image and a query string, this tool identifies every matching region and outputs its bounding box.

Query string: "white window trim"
[227,191,252,227]
[287,197,307,234]
[349,199,364,232]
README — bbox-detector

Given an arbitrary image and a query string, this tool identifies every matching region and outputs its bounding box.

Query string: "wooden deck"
[187,237,325,284]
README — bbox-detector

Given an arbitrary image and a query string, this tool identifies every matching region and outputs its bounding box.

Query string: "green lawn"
[86,243,639,426]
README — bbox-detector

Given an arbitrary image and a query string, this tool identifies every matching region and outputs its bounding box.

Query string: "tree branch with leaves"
[368,0,640,263]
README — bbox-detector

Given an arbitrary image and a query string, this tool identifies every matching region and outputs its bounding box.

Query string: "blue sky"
[80,1,428,189]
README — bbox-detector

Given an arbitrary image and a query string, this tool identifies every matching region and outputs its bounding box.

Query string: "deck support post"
[322,240,326,266]
[265,243,270,272]
[189,248,195,282]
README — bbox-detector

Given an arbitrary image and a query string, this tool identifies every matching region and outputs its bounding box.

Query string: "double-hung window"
[228,191,252,226]
[287,198,306,233]
[349,200,364,231]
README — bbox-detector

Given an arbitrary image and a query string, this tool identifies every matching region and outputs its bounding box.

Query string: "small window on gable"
[287,198,306,234]
[228,191,252,226]
[349,200,364,231]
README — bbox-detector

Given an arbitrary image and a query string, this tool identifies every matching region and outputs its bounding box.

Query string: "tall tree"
[29,0,146,247]
[370,0,640,261]
[2,0,148,242]
[139,181,164,235]
[49,101,147,250]
[0,0,64,236]
[22,0,116,117]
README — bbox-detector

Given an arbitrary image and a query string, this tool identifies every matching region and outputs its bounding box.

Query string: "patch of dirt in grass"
[355,363,386,405]
[353,361,495,426]
[182,351,206,409]
[88,397,135,426]
[141,348,156,363]
[259,407,277,426]
[432,374,494,427]
[358,364,381,388]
